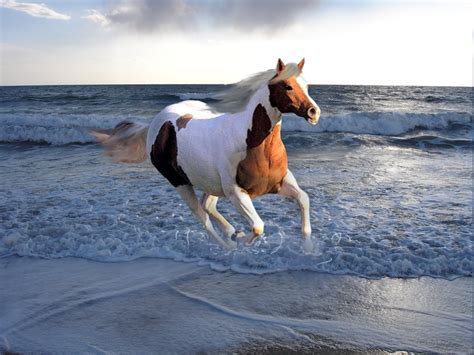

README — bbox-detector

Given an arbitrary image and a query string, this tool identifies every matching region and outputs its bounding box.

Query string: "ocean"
[0,84,472,279]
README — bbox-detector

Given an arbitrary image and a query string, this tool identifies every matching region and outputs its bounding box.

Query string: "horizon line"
[1,83,471,88]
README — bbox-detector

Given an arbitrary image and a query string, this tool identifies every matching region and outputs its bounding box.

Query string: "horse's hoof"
[230,231,246,241]
[302,238,314,254]
[244,233,260,246]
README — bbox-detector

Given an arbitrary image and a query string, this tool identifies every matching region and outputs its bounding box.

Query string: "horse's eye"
[284,84,293,91]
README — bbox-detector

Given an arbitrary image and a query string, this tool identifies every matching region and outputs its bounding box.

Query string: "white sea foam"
[1,212,470,279]
[0,112,470,145]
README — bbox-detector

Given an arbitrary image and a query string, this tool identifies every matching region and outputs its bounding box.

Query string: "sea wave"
[0,111,470,145]
[283,111,472,135]
[178,92,215,100]
[1,93,106,103]
[423,95,444,103]
[0,114,122,145]
[386,135,472,149]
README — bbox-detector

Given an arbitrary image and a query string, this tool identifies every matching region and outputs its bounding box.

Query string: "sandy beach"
[0,256,471,353]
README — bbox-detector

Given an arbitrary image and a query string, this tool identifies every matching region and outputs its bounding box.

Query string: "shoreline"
[1,256,471,353]
[1,252,469,281]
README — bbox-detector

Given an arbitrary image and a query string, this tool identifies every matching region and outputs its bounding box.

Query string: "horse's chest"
[236,125,288,198]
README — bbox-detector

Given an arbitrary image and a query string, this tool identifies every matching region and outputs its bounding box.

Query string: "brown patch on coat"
[236,104,287,198]
[268,76,310,118]
[245,104,272,148]
[176,113,193,131]
[150,121,191,187]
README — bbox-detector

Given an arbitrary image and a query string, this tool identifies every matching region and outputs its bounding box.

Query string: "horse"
[91,58,321,252]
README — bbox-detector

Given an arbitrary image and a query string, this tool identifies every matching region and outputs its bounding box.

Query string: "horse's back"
[147,100,244,195]
[147,101,218,153]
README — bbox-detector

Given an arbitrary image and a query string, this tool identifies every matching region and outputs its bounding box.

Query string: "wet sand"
[0,256,471,353]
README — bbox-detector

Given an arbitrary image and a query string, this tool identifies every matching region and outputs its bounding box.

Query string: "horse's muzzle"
[306,105,321,125]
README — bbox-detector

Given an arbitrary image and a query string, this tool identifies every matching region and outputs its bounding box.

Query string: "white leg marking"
[225,186,264,245]
[176,185,234,250]
[278,170,314,253]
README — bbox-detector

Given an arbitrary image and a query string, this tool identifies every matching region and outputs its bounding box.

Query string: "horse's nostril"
[308,107,316,118]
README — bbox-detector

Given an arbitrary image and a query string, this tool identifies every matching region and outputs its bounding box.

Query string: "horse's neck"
[245,85,281,128]
[228,85,285,153]
[223,85,282,151]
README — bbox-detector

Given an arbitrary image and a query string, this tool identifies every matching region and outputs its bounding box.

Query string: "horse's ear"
[297,58,305,71]
[276,58,285,74]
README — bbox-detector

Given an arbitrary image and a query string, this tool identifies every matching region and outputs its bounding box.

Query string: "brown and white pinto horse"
[92,59,321,252]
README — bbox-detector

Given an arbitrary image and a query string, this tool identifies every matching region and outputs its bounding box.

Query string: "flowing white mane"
[209,63,301,114]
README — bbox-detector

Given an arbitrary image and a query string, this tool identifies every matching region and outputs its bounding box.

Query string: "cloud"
[209,0,318,31]
[83,9,110,27]
[106,0,194,32]
[0,0,70,20]
[85,0,319,33]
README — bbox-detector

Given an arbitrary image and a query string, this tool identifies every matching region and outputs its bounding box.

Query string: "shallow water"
[0,84,472,278]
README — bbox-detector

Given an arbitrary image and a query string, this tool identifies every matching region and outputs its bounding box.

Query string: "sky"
[0,0,472,86]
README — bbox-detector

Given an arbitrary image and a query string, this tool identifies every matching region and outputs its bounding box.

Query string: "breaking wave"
[0,111,470,145]
[283,111,472,135]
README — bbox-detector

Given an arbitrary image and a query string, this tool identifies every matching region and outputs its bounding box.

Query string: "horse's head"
[268,58,321,125]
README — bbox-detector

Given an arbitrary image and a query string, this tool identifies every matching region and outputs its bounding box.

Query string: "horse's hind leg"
[201,194,242,240]
[176,185,234,250]
[225,186,265,245]
[277,170,314,253]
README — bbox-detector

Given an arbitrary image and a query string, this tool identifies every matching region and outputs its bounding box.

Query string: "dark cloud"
[92,0,319,33]
[208,0,318,31]
[105,0,196,32]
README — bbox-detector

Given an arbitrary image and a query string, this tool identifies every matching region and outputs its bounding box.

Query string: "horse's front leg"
[277,170,314,253]
[225,185,264,245]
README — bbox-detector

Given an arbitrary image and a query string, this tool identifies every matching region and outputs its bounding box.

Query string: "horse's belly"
[185,166,224,196]
[176,138,226,196]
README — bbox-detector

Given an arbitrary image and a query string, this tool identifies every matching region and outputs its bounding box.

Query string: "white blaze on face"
[296,75,321,124]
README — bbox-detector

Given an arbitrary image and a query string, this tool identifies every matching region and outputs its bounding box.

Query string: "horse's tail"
[90,121,149,163]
